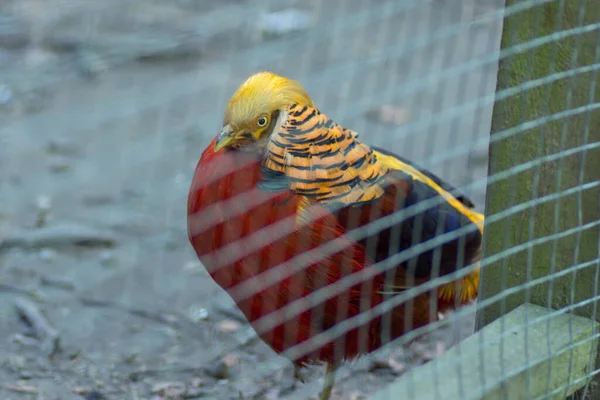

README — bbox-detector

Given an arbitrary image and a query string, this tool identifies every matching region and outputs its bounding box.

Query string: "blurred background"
[0,0,503,398]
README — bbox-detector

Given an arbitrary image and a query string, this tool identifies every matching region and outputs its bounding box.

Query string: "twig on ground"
[0,223,117,250]
[77,296,181,326]
[4,384,39,394]
[14,297,61,357]
[40,275,76,291]
[0,282,34,295]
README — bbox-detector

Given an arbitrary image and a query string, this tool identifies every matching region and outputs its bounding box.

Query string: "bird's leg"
[319,362,336,400]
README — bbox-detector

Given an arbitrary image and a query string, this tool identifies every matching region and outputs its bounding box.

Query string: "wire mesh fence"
[0,0,598,399]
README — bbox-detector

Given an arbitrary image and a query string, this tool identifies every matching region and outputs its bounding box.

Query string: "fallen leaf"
[151,381,186,399]
[223,353,238,367]
[218,319,241,333]
[4,384,38,393]
[151,381,184,393]
[366,105,411,126]
[72,387,89,395]
[387,357,406,374]
[349,391,367,400]
[182,261,204,272]
[189,377,205,388]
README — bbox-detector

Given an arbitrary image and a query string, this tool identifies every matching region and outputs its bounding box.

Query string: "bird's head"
[214,72,314,152]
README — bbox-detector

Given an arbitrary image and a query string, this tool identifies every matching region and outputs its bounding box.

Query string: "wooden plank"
[369,303,599,400]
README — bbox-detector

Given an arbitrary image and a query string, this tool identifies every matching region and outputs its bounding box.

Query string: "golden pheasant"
[187,72,484,399]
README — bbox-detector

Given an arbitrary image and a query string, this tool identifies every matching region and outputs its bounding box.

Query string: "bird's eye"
[257,116,269,127]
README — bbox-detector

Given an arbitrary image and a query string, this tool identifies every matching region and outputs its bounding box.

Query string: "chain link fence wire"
[0,0,598,399]
[476,1,600,399]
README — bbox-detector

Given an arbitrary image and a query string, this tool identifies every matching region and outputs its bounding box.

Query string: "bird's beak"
[214,126,234,152]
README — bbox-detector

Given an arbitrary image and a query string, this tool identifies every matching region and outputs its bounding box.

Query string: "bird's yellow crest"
[215,72,314,151]
[224,72,314,125]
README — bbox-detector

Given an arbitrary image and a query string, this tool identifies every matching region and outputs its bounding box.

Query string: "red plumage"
[187,136,433,366]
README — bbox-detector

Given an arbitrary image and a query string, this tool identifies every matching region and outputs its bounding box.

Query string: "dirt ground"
[0,0,502,399]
